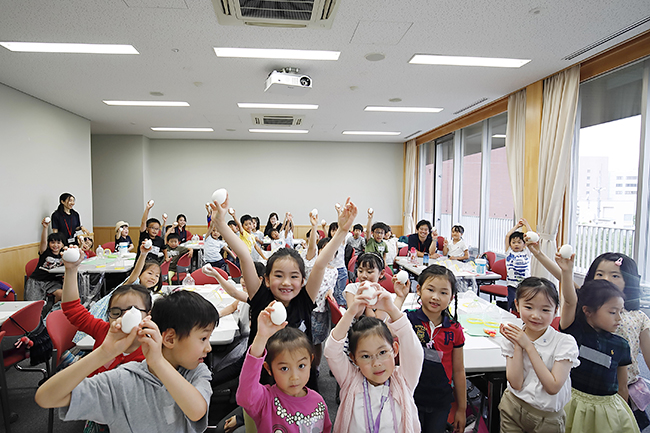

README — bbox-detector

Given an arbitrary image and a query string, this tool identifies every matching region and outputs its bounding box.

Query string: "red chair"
[483,251,497,270]
[225,259,242,279]
[172,253,192,284]
[317,230,326,240]
[25,258,39,280]
[190,267,228,285]
[347,253,357,273]
[437,236,445,252]
[184,231,193,242]
[378,266,395,293]
[101,241,115,252]
[398,246,407,256]
[0,301,49,431]
[46,310,79,433]
[479,258,508,302]
[327,296,343,325]
[159,260,170,285]
[551,316,561,331]
[0,282,16,301]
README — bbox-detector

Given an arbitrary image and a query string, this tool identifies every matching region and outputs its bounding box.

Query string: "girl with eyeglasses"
[324,289,424,432]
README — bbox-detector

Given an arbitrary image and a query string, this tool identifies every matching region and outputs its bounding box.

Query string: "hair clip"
[615,257,623,267]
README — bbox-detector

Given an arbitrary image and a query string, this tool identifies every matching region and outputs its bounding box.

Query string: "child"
[498,277,579,433]
[556,252,639,433]
[36,290,218,432]
[504,219,533,311]
[211,194,357,389]
[230,210,267,262]
[25,218,65,304]
[443,225,469,261]
[203,224,231,272]
[61,251,150,376]
[395,265,466,433]
[136,201,167,264]
[328,220,349,308]
[344,252,385,318]
[236,304,332,432]
[310,237,338,372]
[346,223,366,257]
[167,232,192,274]
[114,220,134,252]
[365,209,388,261]
[324,289,424,432]
[251,216,264,247]
[383,225,400,267]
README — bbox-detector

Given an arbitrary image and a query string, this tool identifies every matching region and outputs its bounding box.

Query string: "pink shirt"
[236,348,332,433]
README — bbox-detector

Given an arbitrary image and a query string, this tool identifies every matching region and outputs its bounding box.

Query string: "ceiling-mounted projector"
[265,68,312,95]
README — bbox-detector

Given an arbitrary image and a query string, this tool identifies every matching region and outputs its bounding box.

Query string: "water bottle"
[182,274,195,287]
[423,253,429,266]
[409,247,417,264]
[96,246,104,258]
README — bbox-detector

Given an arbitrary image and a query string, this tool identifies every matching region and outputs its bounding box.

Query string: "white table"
[402,292,519,432]
[76,284,242,350]
[394,256,501,282]
[0,301,38,325]
[47,254,136,274]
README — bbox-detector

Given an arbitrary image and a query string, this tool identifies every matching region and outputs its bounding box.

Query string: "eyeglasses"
[108,306,147,319]
[356,348,394,364]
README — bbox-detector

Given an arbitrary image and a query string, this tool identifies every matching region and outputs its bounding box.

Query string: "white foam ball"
[173,222,178,227]
[311,208,318,217]
[143,239,152,249]
[270,302,287,326]
[228,208,235,215]
[335,203,341,209]
[320,219,326,225]
[120,307,142,334]
[148,200,154,206]
[44,217,51,223]
[559,244,574,259]
[526,231,539,243]
[396,270,409,284]
[368,208,374,214]
[360,282,378,305]
[212,188,227,205]
[62,247,80,262]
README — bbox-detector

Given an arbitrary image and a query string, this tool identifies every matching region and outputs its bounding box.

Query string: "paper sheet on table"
[463,335,502,350]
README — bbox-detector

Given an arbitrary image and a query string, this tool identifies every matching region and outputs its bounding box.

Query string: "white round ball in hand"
[559,244,574,259]
[44,217,51,224]
[173,222,178,227]
[270,302,287,326]
[143,239,152,249]
[310,208,318,217]
[120,307,142,334]
[368,208,374,215]
[396,270,409,284]
[320,219,326,226]
[212,188,227,205]
[202,264,214,274]
[148,200,154,206]
[525,231,539,243]
[163,213,167,219]
[62,247,80,262]
[360,282,378,306]
[228,208,235,215]
[335,203,341,210]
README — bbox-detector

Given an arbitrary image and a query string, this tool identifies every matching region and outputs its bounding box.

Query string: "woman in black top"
[263,212,282,237]
[51,193,88,246]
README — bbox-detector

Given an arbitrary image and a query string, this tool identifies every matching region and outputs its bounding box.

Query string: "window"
[616,183,623,187]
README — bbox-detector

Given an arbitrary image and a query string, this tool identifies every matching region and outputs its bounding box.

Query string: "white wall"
[0,83,92,248]
[91,137,404,228]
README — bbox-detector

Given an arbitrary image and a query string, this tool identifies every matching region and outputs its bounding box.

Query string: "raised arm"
[125,242,152,285]
[305,212,319,261]
[39,218,49,254]
[253,242,267,261]
[210,198,261,298]
[140,201,154,232]
[366,210,374,246]
[305,199,358,301]
[202,266,248,302]
[504,220,524,252]
[556,251,577,329]
[61,253,86,303]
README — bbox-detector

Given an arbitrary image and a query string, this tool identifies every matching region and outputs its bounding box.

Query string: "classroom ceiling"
[1,1,649,143]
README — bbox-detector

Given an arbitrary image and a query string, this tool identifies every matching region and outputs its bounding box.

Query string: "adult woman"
[263,212,282,238]
[407,219,440,258]
[167,214,191,243]
[51,193,88,246]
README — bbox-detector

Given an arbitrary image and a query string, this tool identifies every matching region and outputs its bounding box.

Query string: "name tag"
[68,237,76,244]
[74,230,83,237]
[579,345,611,368]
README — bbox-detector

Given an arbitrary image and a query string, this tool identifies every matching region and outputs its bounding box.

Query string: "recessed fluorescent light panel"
[492,134,507,138]
[409,54,530,68]
[104,101,189,107]
[151,127,213,132]
[214,47,340,61]
[364,106,443,113]
[342,131,401,136]
[0,42,139,54]
[238,103,318,110]
[249,129,309,134]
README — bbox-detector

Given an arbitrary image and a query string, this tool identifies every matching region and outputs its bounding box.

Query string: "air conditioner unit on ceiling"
[212,0,339,29]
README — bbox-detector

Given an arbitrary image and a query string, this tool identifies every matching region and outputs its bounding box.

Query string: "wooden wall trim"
[580,29,650,82]
[1,242,39,253]
[415,98,508,145]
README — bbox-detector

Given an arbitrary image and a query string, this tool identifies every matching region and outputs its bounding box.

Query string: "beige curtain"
[506,89,526,221]
[403,139,417,235]
[533,66,580,279]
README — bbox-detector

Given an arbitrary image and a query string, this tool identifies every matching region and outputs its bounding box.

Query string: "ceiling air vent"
[212,0,340,29]
[252,114,304,126]
[562,16,650,61]
[454,98,488,115]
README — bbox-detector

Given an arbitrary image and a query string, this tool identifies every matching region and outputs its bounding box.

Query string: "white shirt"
[351,383,402,432]
[344,282,361,296]
[385,237,398,266]
[446,239,467,258]
[500,325,580,412]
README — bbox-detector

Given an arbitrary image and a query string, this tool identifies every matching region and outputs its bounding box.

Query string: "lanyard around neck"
[363,378,398,433]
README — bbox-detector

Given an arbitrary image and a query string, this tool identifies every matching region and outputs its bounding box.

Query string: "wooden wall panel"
[0,243,40,300]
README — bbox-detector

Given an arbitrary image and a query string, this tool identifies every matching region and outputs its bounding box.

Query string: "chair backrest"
[101,242,115,252]
[327,297,343,325]
[483,251,497,269]
[25,258,39,279]
[0,300,45,337]
[159,260,170,285]
[379,266,395,293]
[437,236,445,252]
[551,316,561,331]
[225,259,242,278]
[347,254,358,273]
[46,310,78,367]
[317,230,325,239]
[398,246,407,256]
[190,268,227,285]
[0,281,16,301]
[492,259,507,280]
[185,230,193,241]
[176,253,192,268]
